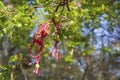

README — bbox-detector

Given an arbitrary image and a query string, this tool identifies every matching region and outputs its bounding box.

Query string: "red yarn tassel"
[50,41,61,60]
[29,21,51,75]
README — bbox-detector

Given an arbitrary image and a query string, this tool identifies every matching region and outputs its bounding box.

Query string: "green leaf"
[104,47,111,52]
[16,23,22,27]
[101,4,105,10]
[9,55,18,62]
[43,53,49,57]
[92,1,95,5]
[65,56,74,63]
[36,0,40,4]
[3,28,7,33]
[0,1,6,10]
[0,64,7,70]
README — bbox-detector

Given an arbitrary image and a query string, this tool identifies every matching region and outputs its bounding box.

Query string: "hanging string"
[26,0,70,75]
[50,18,61,60]
[28,20,51,75]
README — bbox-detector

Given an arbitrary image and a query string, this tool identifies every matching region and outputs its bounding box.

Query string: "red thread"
[50,41,61,60]
[50,18,61,60]
[28,18,62,75]
[29,21,50,75]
